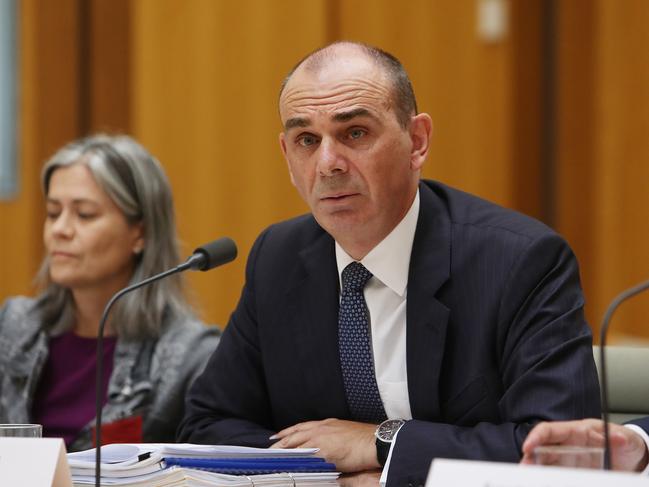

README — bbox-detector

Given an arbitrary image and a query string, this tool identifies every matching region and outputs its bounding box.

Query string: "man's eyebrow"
[283,108,377,131]
[284,117,310,131]
[332,108,375,123]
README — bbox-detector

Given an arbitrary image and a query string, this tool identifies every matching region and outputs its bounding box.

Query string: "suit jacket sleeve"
[176,228,276,446]
[628,417,649,434]
[386,232,601,487]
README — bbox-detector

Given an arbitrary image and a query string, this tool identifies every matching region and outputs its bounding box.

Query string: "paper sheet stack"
[67,443,340,487]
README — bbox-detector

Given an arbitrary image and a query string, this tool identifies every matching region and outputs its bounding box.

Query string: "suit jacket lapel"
[282,183,452,422]
[284,229,350,419]
[407,182,451,420]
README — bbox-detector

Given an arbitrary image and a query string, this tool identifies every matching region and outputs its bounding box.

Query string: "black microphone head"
[191,237,237,271]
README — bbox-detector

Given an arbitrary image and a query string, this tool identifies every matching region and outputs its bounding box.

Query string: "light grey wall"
[0,0,18,200]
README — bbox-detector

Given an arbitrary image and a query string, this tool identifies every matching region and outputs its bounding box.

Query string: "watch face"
[376,419,405,442]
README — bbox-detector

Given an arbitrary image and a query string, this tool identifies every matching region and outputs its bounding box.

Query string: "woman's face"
[44,163,143,293]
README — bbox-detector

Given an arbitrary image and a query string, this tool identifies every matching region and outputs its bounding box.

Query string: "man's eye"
[298,135,318,147]
[349,129,365,140]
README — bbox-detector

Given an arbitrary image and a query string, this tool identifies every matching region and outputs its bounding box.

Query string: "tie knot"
[342,262,373,292]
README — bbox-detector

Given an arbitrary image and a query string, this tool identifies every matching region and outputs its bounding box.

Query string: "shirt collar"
[335,189,420,297]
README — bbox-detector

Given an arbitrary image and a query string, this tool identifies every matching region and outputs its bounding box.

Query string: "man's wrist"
[375,419,406,466]
[624,424,649,473]
[636,444,649,472]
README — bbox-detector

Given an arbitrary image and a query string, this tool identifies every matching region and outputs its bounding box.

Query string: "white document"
[66,443,336,486]
[71,466,340,486]
[0,437,72,487]
[68,443,319,466]
[427,458,649,487]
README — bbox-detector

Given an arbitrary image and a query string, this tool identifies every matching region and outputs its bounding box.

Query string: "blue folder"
[163,456,337,475]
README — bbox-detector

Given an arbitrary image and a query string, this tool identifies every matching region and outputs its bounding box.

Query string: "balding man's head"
[279,42,418,129]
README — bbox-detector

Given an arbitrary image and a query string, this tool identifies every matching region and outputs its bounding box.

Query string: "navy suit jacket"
[629,417,649,434]
[178,180,601,487]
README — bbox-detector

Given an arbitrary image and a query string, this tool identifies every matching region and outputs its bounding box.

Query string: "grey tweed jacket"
[0,296,219,451]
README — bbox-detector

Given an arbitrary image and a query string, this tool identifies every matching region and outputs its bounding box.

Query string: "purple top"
[31,331,117,447]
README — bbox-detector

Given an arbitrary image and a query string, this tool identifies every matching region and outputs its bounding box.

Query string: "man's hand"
[339,469,382,487]
[521,419,649,472]
[270,418,379,473]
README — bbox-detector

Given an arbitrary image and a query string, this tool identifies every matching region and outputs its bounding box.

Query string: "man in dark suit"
[178,41,600,486]
[522,419,649,472]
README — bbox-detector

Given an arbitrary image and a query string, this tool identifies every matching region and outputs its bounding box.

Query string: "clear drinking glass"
[533,445,604,469]
[0,424,43,438]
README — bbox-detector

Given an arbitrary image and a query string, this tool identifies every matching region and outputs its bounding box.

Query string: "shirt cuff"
[379,428,402,486]
[624,424,649,474]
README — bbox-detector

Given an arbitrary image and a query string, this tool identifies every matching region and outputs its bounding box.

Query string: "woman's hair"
[37,134,193,340]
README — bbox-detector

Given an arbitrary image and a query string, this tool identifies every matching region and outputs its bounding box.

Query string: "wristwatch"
[375,419,406,466]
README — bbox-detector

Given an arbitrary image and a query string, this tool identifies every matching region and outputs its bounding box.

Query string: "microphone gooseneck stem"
[94,263,188,486]
[599,278,649,471]
[93,237,237,487]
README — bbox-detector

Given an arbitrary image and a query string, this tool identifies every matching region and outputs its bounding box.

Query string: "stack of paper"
[67,444,340,486]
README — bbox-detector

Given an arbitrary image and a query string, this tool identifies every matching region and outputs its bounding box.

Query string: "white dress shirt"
[335,190,420,483]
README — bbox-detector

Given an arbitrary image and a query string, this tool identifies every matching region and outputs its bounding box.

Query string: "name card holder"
[427,458,648,487]
[0,438,72,487]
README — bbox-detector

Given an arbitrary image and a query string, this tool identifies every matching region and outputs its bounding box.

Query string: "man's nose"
[316,139,348,177]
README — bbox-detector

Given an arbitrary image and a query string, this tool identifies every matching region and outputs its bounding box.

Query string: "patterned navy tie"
[338,262,387,423]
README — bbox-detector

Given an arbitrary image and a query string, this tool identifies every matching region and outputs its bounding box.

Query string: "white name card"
[0,438,72,487]
[427,458,649,487]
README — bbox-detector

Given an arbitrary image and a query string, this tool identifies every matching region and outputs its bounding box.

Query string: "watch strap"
[376,436,391,466]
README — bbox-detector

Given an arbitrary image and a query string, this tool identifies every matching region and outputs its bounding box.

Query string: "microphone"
[94,237,237,486]
[599,278,649,470]
[183,237,238,271]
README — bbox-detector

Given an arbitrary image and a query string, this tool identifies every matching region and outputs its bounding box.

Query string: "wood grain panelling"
[4,1,552,326]
[131,0,328,324]
[9,1,648,340]
[130,0,546,325]
[0,0,81,301]
[556,0,649,340]
[555,0,598,335]
[87,0,131,134]
[510,0,543,221]
[336,0,536,211]
[595,0,649,340]
[1,0,130,303]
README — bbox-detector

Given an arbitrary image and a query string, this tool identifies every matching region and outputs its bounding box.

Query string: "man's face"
[279,52,427,256]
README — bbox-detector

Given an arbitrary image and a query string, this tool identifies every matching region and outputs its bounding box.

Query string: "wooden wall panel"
[9,0,647,341]
[2,0,131,303]
[591,0,649,340]
[556,0,649,340]
[87,0,131,134]
[0,0,81,301]
[336,0,543,218]
[510,0,544,221]
[555,0,599,335]
[129,0,545,325]
[131,0,328,324]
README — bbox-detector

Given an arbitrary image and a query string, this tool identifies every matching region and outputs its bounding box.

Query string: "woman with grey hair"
[0,134,219,451]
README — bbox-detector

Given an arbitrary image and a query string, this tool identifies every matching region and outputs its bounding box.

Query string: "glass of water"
[533,445,604,469]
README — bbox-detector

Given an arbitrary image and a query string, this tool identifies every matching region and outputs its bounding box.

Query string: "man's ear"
[279,132,297,186]
[409,113,433,171]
